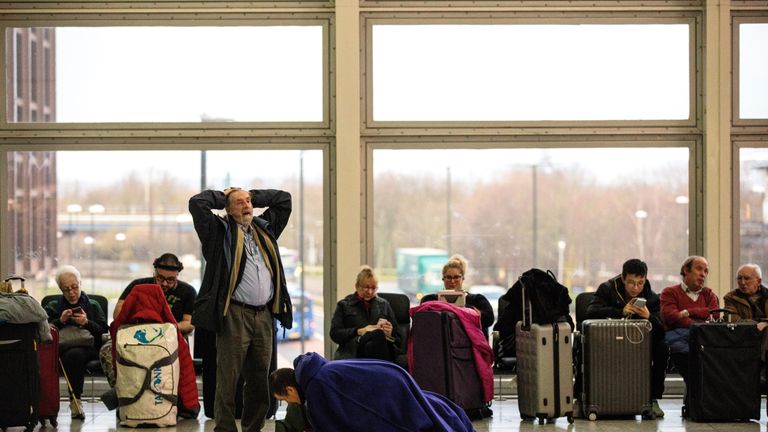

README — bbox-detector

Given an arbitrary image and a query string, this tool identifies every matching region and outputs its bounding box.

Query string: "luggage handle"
[0,275,25,294]
[519,275,532,330]
[4,275,25,283]
[707,308,730,323]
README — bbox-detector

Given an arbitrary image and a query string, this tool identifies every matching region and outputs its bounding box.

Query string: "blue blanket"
[294,352,474,432]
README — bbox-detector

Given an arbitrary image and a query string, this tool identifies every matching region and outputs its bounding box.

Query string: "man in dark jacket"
[724,264,768,330]
[190,187,293,432]
[584,258,668,418]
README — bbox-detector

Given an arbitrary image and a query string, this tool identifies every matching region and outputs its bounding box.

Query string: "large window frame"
[360,10,705,274]
[732,14,768,127]
[0,13,335,133]
[732,9,768,270]
[362,137,703,274]
[361,12,702,133]
[0,7,337,356]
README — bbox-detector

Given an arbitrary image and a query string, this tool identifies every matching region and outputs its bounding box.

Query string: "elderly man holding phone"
[583,258,668,418]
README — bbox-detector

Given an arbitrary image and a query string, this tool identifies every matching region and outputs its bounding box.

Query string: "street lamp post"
[88,204,105,289]
[532,165,538,267]
[635,210,648,259]
[175,214,192,254]
[66,204,82,263]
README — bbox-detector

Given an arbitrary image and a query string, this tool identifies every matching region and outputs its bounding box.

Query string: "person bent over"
[270,352,473,432]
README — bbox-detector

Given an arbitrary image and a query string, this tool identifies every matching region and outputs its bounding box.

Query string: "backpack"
[492,269,574,364]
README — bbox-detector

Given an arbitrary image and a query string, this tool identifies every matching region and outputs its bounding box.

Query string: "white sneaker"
[70,397,85,420]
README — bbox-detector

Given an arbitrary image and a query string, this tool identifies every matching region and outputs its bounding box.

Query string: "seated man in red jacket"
[660,255,719,385]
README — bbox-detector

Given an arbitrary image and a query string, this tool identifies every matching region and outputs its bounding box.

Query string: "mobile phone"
[71,306,83,315]
[633,298,647,308]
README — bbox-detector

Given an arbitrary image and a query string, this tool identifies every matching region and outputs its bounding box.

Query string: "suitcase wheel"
[588,411,598,421]
[567,414,574,424]
[24,422,34,432]
[51,417,58,427]
[642,411,656,420]
[537,416,545,424]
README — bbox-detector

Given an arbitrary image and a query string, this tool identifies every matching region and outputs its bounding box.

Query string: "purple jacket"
[294,352,473,432]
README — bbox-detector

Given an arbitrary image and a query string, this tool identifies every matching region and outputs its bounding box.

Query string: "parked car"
[276,284,314,342]
[468,284,507,320]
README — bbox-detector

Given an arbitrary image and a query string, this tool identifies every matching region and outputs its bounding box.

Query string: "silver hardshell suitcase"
[515,276,574,424]
[580,319,654,420]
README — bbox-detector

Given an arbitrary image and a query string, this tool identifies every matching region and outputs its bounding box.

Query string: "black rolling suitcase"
[0,322,40,432]
[688,309,761,422]
[411,308,488,420]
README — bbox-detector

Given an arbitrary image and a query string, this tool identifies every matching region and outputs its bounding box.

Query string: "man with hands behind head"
[584,258,668,418]
[190,186,293,432]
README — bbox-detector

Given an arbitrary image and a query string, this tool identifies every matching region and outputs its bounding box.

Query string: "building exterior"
[4,28,57,281]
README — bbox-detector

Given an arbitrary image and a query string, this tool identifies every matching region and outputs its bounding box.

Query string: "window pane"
[739,23,768,119]
[6,26,324,123]
[373,148,689,309]
[739,148,768,269]
[6,149,324,366]
[373,24,690,121]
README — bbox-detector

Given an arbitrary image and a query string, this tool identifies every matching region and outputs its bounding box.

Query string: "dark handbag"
[59,325,94,349]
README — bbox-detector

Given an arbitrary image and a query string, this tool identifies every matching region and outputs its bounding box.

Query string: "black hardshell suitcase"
[0,323,40,432]
[411,308,487,419]
[580,319,653,420]
[688,312,761,422]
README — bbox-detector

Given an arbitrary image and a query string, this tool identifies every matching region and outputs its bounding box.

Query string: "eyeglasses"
[443,275,463,281]
[61,285,79,293]
[155,274,178,285]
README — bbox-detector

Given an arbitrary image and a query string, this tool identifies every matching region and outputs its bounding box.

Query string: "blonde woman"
[329,266,400,361]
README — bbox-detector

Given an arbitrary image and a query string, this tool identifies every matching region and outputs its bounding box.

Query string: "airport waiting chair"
[575,291,595,331]
[492,296,517,400]
[377,292,411,370]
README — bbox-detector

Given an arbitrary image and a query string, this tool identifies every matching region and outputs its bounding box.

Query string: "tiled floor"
[8,398,767,432]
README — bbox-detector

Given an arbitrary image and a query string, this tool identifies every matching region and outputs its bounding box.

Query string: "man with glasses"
[724,264,768,331]
[113,253,196,335]
[583,258,668,418]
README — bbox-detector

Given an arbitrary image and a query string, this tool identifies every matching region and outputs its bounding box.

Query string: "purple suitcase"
[410,308,487,419]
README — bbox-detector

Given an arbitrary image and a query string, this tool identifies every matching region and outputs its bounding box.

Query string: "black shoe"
[100,388,118,411]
